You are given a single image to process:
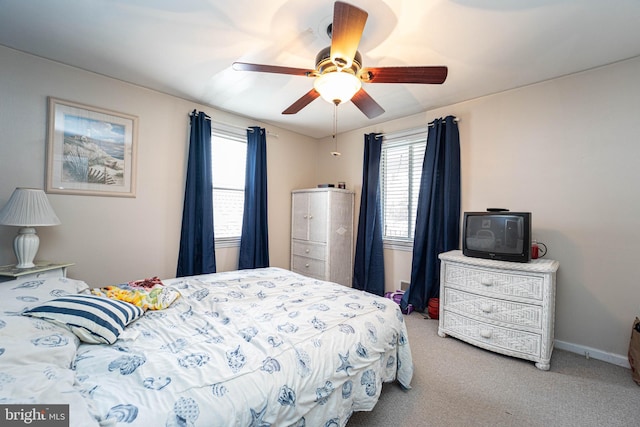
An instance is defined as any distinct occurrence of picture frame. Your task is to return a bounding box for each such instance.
[46,97,138,197]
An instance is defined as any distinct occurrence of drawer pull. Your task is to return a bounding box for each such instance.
[305,263,310,268]
[480,278,493,286]
[305,249,310,253]
[479,329,492,339]
[481,303,492,313]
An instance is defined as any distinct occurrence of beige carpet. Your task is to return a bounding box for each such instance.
[347,312,640,427]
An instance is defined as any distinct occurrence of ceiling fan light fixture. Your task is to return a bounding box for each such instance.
[313,71,361,105]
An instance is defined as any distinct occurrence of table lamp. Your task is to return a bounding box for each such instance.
[0,188,61,268]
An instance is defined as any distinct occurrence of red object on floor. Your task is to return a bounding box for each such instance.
[428,298,439,319]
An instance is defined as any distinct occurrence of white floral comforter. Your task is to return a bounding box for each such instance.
[0,268,413,426]
[0,277,101,427]
[75,268,413,426]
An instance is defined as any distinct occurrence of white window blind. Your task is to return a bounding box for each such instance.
[381,131,427,242]
[211,128,246,241]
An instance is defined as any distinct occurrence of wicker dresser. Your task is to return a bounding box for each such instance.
[438,250,559,370]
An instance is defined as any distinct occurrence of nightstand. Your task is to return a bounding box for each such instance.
[0,261,74,282]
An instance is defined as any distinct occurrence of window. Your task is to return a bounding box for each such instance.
[211,127,246,244]
[380,131,427,246]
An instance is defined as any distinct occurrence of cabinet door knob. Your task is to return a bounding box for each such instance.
[303,215,308,219]
[479,329,492,339]
[308,215,313,219]
[481,303,492,313]
[305,263,310,268]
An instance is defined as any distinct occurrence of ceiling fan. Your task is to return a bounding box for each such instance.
[232,1,448,119]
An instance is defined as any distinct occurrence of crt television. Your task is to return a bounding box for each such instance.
[462,211,532,263]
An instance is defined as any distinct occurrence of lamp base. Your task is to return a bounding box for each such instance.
[14,227,39,269]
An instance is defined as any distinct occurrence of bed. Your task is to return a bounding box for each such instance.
[0,267,413,426]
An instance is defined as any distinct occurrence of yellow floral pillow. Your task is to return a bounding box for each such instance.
[91,279,180,310]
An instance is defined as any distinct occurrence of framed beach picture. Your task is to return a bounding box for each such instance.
[46,97,138,197]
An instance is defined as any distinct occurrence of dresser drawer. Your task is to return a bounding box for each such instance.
[292,240,326,261]
[444,264,544,301]
[443,288,543,329]
[291,255,326,280]
[442,310,541,357]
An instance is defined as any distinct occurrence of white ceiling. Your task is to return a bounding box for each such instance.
[1,0,640,139]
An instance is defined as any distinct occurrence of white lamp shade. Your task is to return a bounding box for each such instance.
[313,72,362,105]
[0,188,60,269]
[0,188,61,226]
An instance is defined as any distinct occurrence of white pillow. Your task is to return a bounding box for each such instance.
[2,277,90,314]
[22,294,144,344]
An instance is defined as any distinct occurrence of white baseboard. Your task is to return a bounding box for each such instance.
[554,339,630,368]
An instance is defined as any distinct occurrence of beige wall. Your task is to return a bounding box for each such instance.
[318,56,640,362]
[0,45,317,286]
[447,58,640,362]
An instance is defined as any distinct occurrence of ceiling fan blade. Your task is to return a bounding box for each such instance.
[330,1,368,68]
[361,66,448,84]
[282,89,321,115]
[232,62,313,77]
[351,88,385,119]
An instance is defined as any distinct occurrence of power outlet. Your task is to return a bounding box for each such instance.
[400,280,410,291]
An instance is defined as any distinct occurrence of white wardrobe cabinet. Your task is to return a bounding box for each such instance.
[290,188,354,287]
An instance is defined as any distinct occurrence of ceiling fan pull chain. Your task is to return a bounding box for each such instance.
[334,103,337,139]
[331,103,341,156]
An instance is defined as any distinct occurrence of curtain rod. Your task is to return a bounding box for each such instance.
[429,117,459,127]
[188,111,278,137]
[378,117,459,138]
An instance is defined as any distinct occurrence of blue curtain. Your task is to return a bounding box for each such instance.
[238,126,269,269]
[353,133,385,296]
[402,116,460,312]
[177,110,216,277]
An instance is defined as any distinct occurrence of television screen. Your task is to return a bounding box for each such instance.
[463,212,531,262]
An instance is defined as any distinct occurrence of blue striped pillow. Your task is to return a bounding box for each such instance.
[22,294,144,344]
